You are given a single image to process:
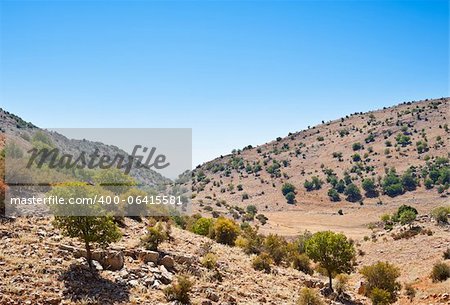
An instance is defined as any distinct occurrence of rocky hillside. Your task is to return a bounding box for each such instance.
[190,98,449,236]
[0,107,171,187]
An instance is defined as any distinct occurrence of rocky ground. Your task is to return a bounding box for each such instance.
[1,215,449,305]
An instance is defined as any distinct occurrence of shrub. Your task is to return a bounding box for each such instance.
[252,252,272,273]
[264,234,287,265]
[352,153,361,162]
[142,222,169,251]
[382,169,403,197]
[344,183,362,202]
[163,275,193,304]
[210,217,240,245]
[201,253,217,270]
[370,288,391,305]
[285,192,296,204]
[296,287,323,305]
[305,231,355,290]
[431,206,450,224]
[246,205,257,215]
[399,210,416,226]
[352,142,362,151]
[291,253,313,275]
[282,183,296,196]
[362,178,378,197]
[396,134,411,147]
[430,262,450,282]
[360,262,401,303]
[401,171,417,191]
[237,225,264,255]
[192,217,214,236]
[327,188,340,202]
[424,178,433,189]
[256,214,268,225]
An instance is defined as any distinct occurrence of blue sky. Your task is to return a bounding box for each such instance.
[0,0,448,167]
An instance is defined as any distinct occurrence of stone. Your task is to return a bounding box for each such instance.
[160,255,175,269]
[92,260,103,271]
[139,250,159,264]
[159,265,173,284]
[201,300,213,305]
[128,279,139,287]
[151,279,162,290]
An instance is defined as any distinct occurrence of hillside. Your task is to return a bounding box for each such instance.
[191,98,449,238]
[0,99,449,305]
[0,107,171,189]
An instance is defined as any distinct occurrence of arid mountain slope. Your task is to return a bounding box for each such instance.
[191,98,449,237]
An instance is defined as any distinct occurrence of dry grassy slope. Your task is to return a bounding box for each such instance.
[192,98,449,238]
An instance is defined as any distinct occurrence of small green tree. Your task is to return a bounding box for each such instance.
[344,183,362,202]
[210,217,240,245]
[362,178,378,197]
[305,231,355,290]
[51,183,122,270]
[282,183,296,196]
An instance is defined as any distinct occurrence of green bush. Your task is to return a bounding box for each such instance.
[352,142,362,151]
[192,217,214,236]
[431,206,450,224]
[285,192,296,204]
[360,262,401,303]
[296,287,323,305]
[163,275,193,304]
[370,288,391,305]
[401,171,417,191]
[344,183,362,202]
[264,234,287,265]
[210,217,240,245]
[142,222,168,251]
[362,178,378,197]
[327,188,340,202]
[252,252,273,273]
[291,253,313,275]
[201,253,218,270]
[282,183,296,196]
[430,262,450,282]
[382,169,403,197]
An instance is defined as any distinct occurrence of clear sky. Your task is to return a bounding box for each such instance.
[0,0,448,167]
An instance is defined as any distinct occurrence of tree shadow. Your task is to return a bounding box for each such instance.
[59,264,130,305]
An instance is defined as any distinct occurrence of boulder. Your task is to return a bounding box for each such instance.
[160,255,175,269]
[159,265,173,284]
[139,250,159,264]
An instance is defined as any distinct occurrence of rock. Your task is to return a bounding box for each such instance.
[139,250,159,264]
[46,297,61,305]
[128,279,139,287]
[151,279,162,290]
[201,300,213,305]
[92,260,103,271]
[174,254,198,265]
[160,255,175,269]
[95,251,124,271]
[118,269,129,279]
[206,289,219,302]
[143,276,155,287]
[159,265,173,284]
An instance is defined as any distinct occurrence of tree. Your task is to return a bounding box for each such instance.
[192,217,214,236]
[282,183,296,196]
[285,192,296,204]
[344,183,362,202]
[305,231,355,290]
[401,171,417,191]
[93,168,136,195]
[362,178,378,197]
[51,183,122,270]
[360,261,401,304]
[352,142,362,151]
